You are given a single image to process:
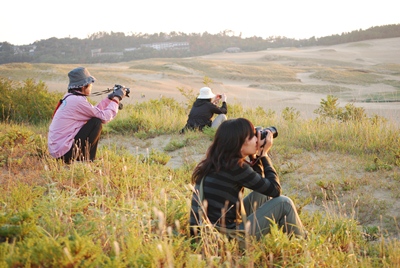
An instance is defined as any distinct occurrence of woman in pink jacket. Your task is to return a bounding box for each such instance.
[48,67,127,164]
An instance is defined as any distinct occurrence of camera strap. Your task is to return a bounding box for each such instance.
[246,139,267,166]
[91,88,112,96]
[51,91,86,118]
[246,157,260,167]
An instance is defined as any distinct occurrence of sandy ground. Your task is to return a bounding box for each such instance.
[90,37,399,125]
[203,38,400,123]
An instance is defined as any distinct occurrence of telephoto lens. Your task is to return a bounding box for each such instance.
[265,126,278,138]
[255,126,278,139]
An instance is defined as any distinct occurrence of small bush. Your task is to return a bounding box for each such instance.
[282,107,300,122]
[0,78,62,124]
[139,148,171,165]
[0,124,46,167]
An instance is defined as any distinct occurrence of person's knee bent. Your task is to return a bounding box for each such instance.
[219,114,227,122]
[89,117,102,127]
[211,114,227,128]
[274,195,296,209]
[89,117,102,133]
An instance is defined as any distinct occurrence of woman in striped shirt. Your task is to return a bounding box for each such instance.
[190,118,306,239]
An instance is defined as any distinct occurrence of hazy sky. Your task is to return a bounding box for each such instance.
[2,0,399,45]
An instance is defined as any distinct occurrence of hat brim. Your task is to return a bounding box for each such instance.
[198,93,216,99]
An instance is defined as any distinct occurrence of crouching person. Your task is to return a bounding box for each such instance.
[180,87,227,133]
[48,67,128,164]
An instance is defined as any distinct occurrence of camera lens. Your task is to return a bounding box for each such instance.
[256,126,278,139]
[265,126,278,138]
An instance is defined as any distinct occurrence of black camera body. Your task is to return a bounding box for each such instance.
[255,126,278,139]
[113,84,130,97]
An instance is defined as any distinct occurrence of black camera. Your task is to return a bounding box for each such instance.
[113,84,130,97]
[255,126,278,139]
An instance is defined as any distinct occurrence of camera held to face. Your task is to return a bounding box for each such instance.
[255,126,278,139]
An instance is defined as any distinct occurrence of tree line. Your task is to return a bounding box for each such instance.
[0,24,399,64]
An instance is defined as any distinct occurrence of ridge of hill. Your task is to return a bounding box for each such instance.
[1,24,399,65]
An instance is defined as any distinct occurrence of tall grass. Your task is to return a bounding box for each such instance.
[105,97,188,137]
[0,79,399,267]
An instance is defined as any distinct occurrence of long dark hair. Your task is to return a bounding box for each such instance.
[191,118,255,184]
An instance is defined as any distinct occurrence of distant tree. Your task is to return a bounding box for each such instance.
[1,24,399,64]
[0,42,13,52]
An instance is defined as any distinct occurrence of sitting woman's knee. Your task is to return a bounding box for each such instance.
[275,195,295,206]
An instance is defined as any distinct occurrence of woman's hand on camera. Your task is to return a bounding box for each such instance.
[257,130,273,157]
[221,93,227,102]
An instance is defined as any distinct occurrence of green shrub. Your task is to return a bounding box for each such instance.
[139,148,171,165]
[282,107,300,122]
[164,138,188,152]
[0,124,46,167]
[0,77,62,124]
[6,232,104,267]
[314,95,369,122]
[0,210,38,243]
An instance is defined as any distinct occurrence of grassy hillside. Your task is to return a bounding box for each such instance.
[0,39,399,266]
[0,76,399,266]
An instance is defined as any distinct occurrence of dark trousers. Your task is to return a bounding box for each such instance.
[61,118,102,164]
